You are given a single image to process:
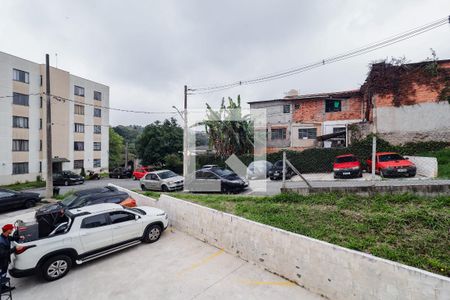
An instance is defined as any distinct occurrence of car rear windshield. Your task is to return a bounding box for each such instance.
[158,171,177,179]
[335,156,357,163]
[379,154,405,162]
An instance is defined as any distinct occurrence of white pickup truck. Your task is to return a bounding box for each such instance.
[10,203,169,281]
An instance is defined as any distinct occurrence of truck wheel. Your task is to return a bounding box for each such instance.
[141,185,147,191]
[41,255,72,281]
[142,224,162,243]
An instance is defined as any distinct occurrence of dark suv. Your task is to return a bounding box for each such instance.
[268,160,295,180]
[109,168,132,179]
[35,186,132,237]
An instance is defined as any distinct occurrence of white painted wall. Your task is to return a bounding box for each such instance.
[377,102,450,133]
[408,156,438,178]
[111,184,450,300]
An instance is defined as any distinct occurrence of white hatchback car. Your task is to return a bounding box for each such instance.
[10,203,169,281]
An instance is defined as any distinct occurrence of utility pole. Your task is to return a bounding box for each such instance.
[45,54,53,198]
[183,85,188,191]
[124,141,129,168]
[371,95,377,180]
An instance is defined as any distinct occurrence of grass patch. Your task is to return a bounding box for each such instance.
[1,180,46,191]
[145,191,450,277]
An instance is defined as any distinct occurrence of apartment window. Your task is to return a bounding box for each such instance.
[74,160,84,169]
[74,123,85,133]
[40,118,42,130]
[13,93,29,106]
[294,103,300,110]
[40,75,43,87]
[94,108,102,117]
[13,69,29,84]
[39,161,42,173]
[12,116,29,128]
[93,142,101,151]
[283,104,291,113]
[40,140,42,151]
[74,142,84,151]
[94,125,101,134]
[271,128,286,140]
[74,104,85,115]
[40,97,43,108]
[12,140,29,151]
[325,99,342,112]
[94,91,102,101]
[74,85,85,97]
[298,128,317,139]
[93,159,101,168]
[13,162,28,175]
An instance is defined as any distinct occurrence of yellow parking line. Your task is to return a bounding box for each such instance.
[240,280,296,287]
[177,249,224,276]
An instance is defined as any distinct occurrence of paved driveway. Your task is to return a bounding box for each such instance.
[10,228,320,300]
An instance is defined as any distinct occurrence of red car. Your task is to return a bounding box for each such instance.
[366,152,416,177]
[132,166,150,180]
[333,154,362,179]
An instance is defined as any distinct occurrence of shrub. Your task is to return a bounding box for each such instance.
[164,153,183,174]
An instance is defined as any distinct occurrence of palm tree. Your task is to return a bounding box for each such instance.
[204,96,254,157]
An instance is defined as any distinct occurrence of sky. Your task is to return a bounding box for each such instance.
[1,0,449,126]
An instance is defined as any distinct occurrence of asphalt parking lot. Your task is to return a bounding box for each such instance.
[5,225,320,300]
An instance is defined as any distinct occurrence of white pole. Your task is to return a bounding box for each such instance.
[371,95,377,180]
[282,151,286,189]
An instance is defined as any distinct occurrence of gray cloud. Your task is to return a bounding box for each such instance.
[1,0,449,125]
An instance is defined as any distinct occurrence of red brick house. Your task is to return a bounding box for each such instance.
[249,58,450,152]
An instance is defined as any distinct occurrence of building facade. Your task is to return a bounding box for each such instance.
[0,51,109,185]
[249,59,450,153]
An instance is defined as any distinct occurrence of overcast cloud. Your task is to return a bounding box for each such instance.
[1,0,449,125]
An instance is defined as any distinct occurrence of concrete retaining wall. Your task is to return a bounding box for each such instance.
[408,156,438,178]
[111,184,450,300]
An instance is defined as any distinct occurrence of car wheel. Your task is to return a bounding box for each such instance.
[161,185,169,192]
[24,200,35,209]
[64,180,69,186]
[141,185,147,191]
[41,255,72,281]
[142,224,162,243]
[380,169,386,178]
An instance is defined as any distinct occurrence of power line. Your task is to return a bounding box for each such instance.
[190,15,450,94]
[50,93,177,115]
[0,92,177,115]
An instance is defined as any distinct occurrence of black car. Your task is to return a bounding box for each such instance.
[192,167,248,193]
[0,189,42,211]
[53,171,84,186]
[35,186,131,237]
[269,160,295,180]
[109,167,132,179]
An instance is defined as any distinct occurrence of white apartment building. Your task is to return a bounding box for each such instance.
[0,51,109,185]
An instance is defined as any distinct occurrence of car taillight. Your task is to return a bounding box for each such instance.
[16,245,36,255]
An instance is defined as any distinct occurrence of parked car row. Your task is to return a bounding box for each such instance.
[333,152,416,179]
[9,186,168,282]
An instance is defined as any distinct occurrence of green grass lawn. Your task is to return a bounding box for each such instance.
[143,191,449,277]
[1,180,46,191]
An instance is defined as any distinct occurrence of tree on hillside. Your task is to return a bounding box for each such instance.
[204,95,254,157]
[109,127,125,169]
[136,118,183,165]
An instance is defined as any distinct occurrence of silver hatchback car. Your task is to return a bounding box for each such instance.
[140,170,184,192]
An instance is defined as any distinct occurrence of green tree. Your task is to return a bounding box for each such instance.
[109,127,125,169]
[136,118,183,165]
[204,95,254,157]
